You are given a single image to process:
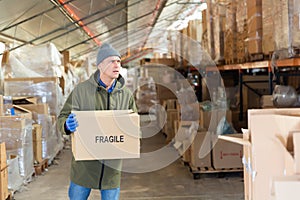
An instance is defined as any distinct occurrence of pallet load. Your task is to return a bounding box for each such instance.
[0,116,34,184]
[272,0,300,58]
[246,0,263,61]
[236,0,248,63]
[262,0,275,58]
[206,0,226,65]
[224,0,237,64]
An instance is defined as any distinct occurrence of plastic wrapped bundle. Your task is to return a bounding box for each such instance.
[0,117,34,182]
[8,43,63,78]
[35,114,63,161]
[272,85,298,107]
[7,155,23,191]
[4,80,63,117]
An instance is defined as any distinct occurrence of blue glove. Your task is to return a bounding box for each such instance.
[65,113,78,132]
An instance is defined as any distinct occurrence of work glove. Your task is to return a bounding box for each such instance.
[65,113,78,133]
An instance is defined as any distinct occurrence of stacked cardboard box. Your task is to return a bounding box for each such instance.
[173,100,243,171]
[236,0,247,63]
[206,0,226,64]
[273,0,300,58]
[224,0,237,64]
[262,0,275,56]
[220,108,300,200]
[246,0,262,55]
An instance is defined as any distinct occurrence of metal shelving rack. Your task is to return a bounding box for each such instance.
[205,58,300,121]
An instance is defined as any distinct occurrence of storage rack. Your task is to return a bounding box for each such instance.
[204,58,300,121]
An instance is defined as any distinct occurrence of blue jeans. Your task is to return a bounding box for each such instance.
[68,181,120,200]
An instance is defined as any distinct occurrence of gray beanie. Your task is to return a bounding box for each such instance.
[96,43,121,66]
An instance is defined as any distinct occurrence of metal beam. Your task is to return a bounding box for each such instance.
[0,0,76,33]
[63,10,154,52]
[37,0,145,45]
[5,0,129,53]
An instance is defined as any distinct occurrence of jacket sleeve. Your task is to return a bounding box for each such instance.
[57,90,76,135]
[128,93,138,113]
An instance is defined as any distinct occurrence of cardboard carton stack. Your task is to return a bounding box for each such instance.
[220,108,300,199]
[236,1,248,63]
[224,0,237,64]
[173,98,243,173]
[262,0,275,56]
[246,0,262,56]
[206,0,226,64]
[273,0,300,58]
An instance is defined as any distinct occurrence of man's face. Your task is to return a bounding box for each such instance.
[98,56,121,80]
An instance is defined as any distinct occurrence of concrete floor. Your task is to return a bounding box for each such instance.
[13,116,244,200]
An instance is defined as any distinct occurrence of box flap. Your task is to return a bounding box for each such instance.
[218,135,251,146]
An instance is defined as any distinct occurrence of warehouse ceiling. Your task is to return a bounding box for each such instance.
[0,0,204,64]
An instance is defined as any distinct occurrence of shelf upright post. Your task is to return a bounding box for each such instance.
[239,69,243,121]
[268,61,274,94]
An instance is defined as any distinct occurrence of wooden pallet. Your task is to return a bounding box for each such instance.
[34,159,49,175]
[189,164,243,180]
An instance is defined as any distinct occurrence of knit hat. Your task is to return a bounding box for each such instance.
[96,43,121,66]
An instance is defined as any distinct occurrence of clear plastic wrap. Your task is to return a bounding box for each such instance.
[273,0,300,57]
[0,117,34,182]
[135,77,158,113]
[7,155,23,191]
[35,114,63,162]
[7,43,63,78]
[4,80,63,117]
[272,85,298,107]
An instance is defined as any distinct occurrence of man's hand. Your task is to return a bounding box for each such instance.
[65,113,78,132]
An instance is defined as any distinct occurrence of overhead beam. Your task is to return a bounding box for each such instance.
[62,7,155,52]
[5,0,129,53]
[37,0,145,46]
[0,0,76,33]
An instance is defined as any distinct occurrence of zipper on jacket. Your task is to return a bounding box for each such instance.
[99,92,110,189]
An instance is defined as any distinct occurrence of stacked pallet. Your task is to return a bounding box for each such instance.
[162,96,243,179]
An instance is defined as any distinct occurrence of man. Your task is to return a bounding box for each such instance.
[57,43,137,200]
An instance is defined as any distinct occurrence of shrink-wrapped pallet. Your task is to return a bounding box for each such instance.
[273,0,300,58]
[0,117,34,182]
[206,0,226,64]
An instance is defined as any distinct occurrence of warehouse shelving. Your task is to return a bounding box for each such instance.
[204,58,300,121]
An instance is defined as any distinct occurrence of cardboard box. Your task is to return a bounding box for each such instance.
[32,124,43,163]
[12,105,32,119]
[190,131,211,168]
[71,110,140,160]
[199,109,232,131]
[212,133,243,169]
[19,103,49,115]
[272,176,300,200]
[220,108,300,200]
